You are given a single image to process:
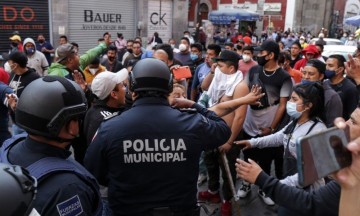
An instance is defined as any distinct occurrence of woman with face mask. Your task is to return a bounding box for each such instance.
[235,83,327,215]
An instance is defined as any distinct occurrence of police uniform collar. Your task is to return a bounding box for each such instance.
[26,136,72,159]
[132,97,169,107]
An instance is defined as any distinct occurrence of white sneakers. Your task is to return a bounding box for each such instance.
[237,181,251,198]
[258,190,275,206]
[237,181,275,206]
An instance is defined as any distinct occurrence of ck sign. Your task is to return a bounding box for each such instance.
[150,0,167,26]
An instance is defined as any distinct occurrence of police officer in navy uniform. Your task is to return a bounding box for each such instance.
[0,76,102,215]
[84,58,231,216]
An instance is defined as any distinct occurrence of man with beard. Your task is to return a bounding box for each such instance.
[101,45,124,72]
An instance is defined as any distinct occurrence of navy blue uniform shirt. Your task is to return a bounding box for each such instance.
[7,137,100,216]
[85,97,231,216]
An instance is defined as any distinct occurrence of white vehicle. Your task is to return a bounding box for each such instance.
[322,45,357,60]
[309,38,344,45]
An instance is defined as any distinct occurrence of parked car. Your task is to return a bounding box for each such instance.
[322,45,357,60]
[309,38,344,45]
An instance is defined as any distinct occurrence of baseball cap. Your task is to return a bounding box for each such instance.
[56,44,78,63]
[259,40,280,55]
[9,35,21,41]
[214,50,240,65]
[91,69,128,100]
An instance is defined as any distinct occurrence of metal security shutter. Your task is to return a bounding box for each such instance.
[68,0,136,54]
[0,0,50,54]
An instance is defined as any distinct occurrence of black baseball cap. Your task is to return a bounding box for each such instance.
[259,40,280,55]
[214,50,240,65]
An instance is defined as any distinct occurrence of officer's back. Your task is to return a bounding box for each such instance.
[0,76,101,215]
[85,58,231,216]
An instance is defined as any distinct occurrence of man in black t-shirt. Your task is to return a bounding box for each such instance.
[324,54,359,120]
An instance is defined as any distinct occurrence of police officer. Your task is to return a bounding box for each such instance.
[84,58,231,216]
[0,76,102,215]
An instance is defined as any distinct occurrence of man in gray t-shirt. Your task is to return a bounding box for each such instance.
[238,40,293,206]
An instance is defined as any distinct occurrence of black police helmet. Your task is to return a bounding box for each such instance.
[0,163,37,216]
[15,76,87,138]
[129,58,173,93]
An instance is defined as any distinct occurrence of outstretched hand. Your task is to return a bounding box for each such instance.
[243,85,265,106]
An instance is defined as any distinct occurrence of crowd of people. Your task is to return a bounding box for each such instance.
[1,26,360,216]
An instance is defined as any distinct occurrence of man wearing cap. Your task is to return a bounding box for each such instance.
[84,58,231,216]
[198,50,249,215]
[9,35,23,53]
[299,36,308,49]
[301,59,343,127]
[83,69,128,145]
[238,40,293,206]
[23,37,49,77]
[294,44,320,70]
[48,34,111,78]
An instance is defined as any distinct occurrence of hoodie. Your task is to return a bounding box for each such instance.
[294,45,320,70]
[23,38,49,76]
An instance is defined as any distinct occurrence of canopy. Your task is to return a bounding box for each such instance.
[208,9,260,25]
[345,15,360,27]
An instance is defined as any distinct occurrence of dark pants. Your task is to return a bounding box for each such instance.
[204,145,241,201]
[241,130,284,179]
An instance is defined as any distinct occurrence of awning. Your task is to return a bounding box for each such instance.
[208,9,260,25]
[345,15,360,27]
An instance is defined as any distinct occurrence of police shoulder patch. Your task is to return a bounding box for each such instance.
[56,195,83,216]
[102,111,119,121]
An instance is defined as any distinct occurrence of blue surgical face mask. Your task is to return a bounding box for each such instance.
[26,48,35,55]
[325,69,336,79]
[286,101,304,119]
[190,53,198,61]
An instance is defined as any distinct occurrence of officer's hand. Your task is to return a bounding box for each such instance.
[5,93,18,111]
[218,143,232,153]
[170,98,195,108]
[233,140,251,150]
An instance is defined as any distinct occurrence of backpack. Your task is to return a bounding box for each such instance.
[0,135,102,215]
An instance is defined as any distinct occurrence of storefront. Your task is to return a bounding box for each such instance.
[67,0,136,54]
[0,0,50,54]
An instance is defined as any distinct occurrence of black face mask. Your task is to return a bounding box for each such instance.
[257,54,269,66]
[236,45,242,50]
[127,49,133,53]
[11,42,18,47]
[108,57,115,61]
[38,39,45,43]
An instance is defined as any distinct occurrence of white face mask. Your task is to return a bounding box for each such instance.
[242,54,251,62]
[170,44,175,49]
[89,68,98,75]
[179,44,187,52]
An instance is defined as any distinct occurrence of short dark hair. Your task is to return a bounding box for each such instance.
[9,51,28,68]
[156,44,174,60]
[292,41,301,49]
[190,43,202,52]
[127,39,134,44]
[278,51,291,64]
[207,44,221,56]
[133,41,142,47]
[70,42,78,48]
[60,35,68,42]
[180,37,190,45]
[103,32,110,37]
[107,45,117,53]
[90,57,100,65]
[220,60,238,71]
[242,46,254,54]
[328,54,346,68]
[224,42,234,48]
